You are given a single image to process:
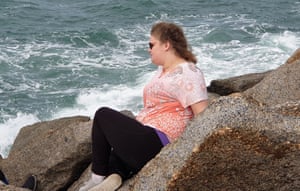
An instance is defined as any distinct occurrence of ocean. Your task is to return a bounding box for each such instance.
[0,0,299,157]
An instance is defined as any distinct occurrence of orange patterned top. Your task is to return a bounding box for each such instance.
[136,62,208,141]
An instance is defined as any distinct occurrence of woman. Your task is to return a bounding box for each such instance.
[79,22,208,191]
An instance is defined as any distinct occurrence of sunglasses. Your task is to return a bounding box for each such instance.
[149,42,154,49]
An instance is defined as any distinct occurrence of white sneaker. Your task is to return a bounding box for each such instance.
[88,174,122,191]
[79,174,105,191]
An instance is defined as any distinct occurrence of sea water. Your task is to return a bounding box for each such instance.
[0,0,299,157]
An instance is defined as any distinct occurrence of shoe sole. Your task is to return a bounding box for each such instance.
[88,174,122,191]
[22,175,37,191]
[0,170,9,185]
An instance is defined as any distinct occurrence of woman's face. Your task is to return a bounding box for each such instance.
[148,35,167,66]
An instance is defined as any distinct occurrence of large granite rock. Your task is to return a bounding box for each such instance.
[118,95,300,190]
[1,116,92,191]
[207,70,271,96]
[1,49,299,191]
[244,48,300,106]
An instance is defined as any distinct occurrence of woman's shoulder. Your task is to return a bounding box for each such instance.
[166,62,202,79]
[181,62,202,74]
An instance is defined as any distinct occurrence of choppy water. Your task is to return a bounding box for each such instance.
[1,0,299,157]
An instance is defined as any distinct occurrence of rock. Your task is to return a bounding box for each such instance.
[0,110,135,191]
[207,71,271,96]
[119,95,300,191]
[245,48,300,106]
[286,48,300,64]
[0,184,29,191]
[1,116,92,191]
[207,92,220,102]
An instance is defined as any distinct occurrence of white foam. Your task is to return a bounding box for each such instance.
[261,31,300,51]
[194,30,300,85]
[0,112,40,158]
[51,71,154,120]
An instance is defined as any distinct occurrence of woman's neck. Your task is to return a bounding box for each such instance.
[162,57,186,73]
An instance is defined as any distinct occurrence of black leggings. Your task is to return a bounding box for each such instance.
[91,107,168,180]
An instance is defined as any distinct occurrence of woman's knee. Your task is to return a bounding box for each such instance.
[95,107,112,118]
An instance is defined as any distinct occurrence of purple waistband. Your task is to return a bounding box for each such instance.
[154,129,170,146]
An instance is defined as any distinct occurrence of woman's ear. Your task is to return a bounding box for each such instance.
[164,41,171,51]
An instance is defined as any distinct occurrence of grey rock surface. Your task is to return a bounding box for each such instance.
[1,116,92,191]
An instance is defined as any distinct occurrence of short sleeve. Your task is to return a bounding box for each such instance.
[173,63,208,108]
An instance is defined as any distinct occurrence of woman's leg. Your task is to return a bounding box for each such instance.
[108,151,133,180]
[91,107,164,177]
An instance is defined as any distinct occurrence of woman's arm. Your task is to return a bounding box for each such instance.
[191,100,209,116]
